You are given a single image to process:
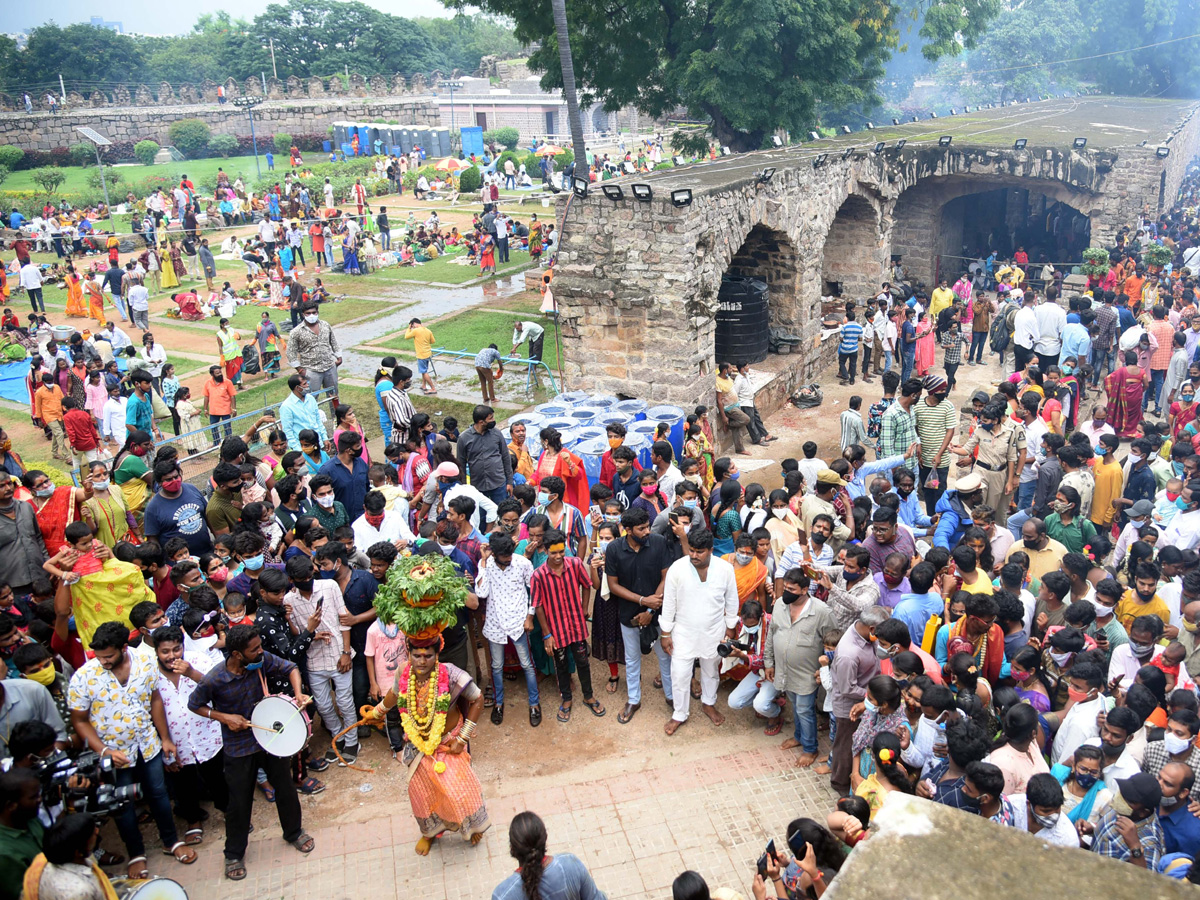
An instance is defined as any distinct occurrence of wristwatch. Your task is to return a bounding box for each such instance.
[1129,847,1144,860]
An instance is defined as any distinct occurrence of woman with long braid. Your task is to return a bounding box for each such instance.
[491,812,605,900]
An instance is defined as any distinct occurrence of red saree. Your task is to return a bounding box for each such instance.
[1105,365,1144,439]
[32,485,77,554]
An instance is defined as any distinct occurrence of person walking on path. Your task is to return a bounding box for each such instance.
[404,318,438,395]
[287,302,341,408]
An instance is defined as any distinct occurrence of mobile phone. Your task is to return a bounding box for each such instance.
[765,839,777,863]
[756,851,769,879]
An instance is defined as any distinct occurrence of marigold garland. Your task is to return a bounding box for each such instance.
[397,663,452,757]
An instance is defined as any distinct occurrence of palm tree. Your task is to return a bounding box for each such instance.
[551,0,587,180]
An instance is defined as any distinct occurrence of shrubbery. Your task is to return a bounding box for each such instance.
[207,134,239,158]
[273,133,293,155]
[0,147,24,170]
[483,126,520,150]
[168,119,212,157]
[69,143,94,167]
[457,165,482,193]
[133,140,160,166]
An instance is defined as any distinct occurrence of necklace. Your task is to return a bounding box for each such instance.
[397,664,452,757]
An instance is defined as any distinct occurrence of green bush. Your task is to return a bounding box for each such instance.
[483,126,520,150]
[69,143,94,167]
[457,165,482,194]
[168,119,212,157]
[86,167,121,191]
[273,133,293,155]
[0,147,23,170]
[133,140,160,166]
[521,151,542,174]
[207,134,238,158]
[1144,243,1173,268]
[0,166,8,188]
[653,160,675,170]
[496,151,521,174]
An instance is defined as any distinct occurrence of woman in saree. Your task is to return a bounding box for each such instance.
[267,258,285,307]
[532,427,589,515]
[723,533,767,606]
[160,242,180,291]
[62,264,86,317]
[914,312,936,376]
[82,274,108,327]
[169,240,187,284]
[1171,381,1199,439]
[111,430,155,525]
[683,417,714,491]
[1105,349,1150,439]
[53,359,72,398]
[26,356,47,427]
[342,233,361,276]
[216,318,242,387]
[20,469,89,554]
[66,359,88,410]
[81,459,137,547]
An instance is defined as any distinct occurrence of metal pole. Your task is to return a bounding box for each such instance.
[58,73,66,104]
[450,85,456,139]
[94,145,112,231]
[269,39,277,79]
[261,72,267,93]
[249,108,261,180]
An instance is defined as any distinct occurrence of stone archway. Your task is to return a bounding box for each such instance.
[724,224,802,329]
[822,193,885,300]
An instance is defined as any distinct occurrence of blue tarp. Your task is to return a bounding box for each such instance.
[0,361,29,404]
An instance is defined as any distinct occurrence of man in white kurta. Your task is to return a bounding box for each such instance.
[660,530,740,735]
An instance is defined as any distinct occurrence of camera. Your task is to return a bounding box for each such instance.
[31,749,141,815]
[717,638,754,658]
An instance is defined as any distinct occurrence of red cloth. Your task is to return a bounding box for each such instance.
[62,409,98,451]
[534,449,590,517]
[598,448,641,490]
[50,630,85,671]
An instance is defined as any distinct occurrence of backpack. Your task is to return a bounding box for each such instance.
[989,312,1009,353]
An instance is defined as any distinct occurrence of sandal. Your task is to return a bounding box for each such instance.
[257,781,276,803]
[653,676,662,689]
[184,827,204,846]
[290,832,316,854]
[225,858,247,881]
[557,703,572,723]
[764,720,783,737]
[163,842,197,864]
[127,857,149,879]
[583,698,606,718]
[298,776,326,795]
[606,676,619,694]
[483,684,494,708]
[95,849,125,867]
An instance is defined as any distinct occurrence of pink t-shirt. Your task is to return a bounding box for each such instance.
[363,621,409,691]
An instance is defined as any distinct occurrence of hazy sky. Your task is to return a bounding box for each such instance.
[2,0,457,35]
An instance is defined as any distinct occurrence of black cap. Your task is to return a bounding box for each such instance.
[1117,772,1162,810]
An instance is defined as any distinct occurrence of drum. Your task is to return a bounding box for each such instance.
[251,694,312,757]
[111,876,189,900]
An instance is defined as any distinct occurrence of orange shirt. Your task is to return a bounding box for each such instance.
[202,377,237,416]
[1123,275,1145,305]
[1148,319,1176,370]
[34,385,64,423]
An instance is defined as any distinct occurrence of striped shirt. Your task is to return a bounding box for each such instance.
[912,399,958,468]
[530,556,594,645]
[940,330,963,365]
[838,322,863,354]
[879,401,918,472]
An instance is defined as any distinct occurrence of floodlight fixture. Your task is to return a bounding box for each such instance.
[631,183,653,200]
[841,125,852,135]
[895,139,906,150]
[938,136,952,147]
[809,131,820,141]
[911,116,919,122]
[1013,139,1027,150]
[1073,137,1088,149]
[670,189,693,207]
[813,153,828,168]
[601,184,624,201]
[842,147,855,160]
[757,167,776,183]
[930,112,938,119]
[865,122,874,130]
[572,177,590,198]
[874,142,886,154]
[772,135,783,147]
[892,117,900,126]
[1158,146,1171,158]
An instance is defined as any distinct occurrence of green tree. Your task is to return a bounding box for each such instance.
[207,134,239,158]
[0,147,24,171]
[134,141,161,166]
[274,133,294,155]
[169,119,212,156]
[69,143,94,168]
[452,0,1002,151]
[30,168,66,199]
[482,127,520,149]
[1076,0,1200,97]
[13,24,148,90]
[0,165,9,189]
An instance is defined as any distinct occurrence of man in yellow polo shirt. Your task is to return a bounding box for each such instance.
[404,317,437,395]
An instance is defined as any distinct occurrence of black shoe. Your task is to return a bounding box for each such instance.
[339,745,358,766]
[357,725,372,740]
[491,704,504,725]
[324,743,342,763]
[530,705,542,727]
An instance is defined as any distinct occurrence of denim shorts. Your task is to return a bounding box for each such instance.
[417,357,431,374]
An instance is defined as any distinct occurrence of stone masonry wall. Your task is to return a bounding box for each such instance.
[0,97,439,152]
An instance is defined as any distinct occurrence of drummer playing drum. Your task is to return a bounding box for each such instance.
[187,625,316,882]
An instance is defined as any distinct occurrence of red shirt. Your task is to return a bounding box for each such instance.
[62,408,99,451]
[599,449,642,491]
[530,556,594,645]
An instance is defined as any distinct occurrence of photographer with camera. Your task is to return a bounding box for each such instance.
[0,674,68,760]
[67,621,196,879]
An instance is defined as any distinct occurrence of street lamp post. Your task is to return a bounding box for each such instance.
[75,126,113,232]
[440,81,463,153]
[232,95,266,180]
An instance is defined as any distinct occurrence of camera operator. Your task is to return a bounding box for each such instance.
[66,621,197,878]
[0,768,44,900]
[22,812,123,900]
[0,674,68,759]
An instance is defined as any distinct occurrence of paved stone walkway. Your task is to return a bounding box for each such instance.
[168,744,836,900]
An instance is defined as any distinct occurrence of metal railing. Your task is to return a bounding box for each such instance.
[429,346,558,395]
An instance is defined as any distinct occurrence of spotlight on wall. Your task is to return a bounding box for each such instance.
[720,146,730,156]
[1158,146,1171,158]
[757,167,777,183]
[839,147,853,160]
[601,184,624,201]
[670,189,693,207]
[841,125,852,135]
[865,122,874,130]
[874,141,886,154]
[892,117,900,126]
[809,131,820,142]
[1013,138,1028,150]
[772,135,783,147]
[813,153,828,168]
[938,136,952,147]
[1073,137,1088,149]
[964,105,971,113]
[950,108,957,115]
[895,139,906,150]
[911,116,919,122]
[572,177,590,198]
[631,183,653,201]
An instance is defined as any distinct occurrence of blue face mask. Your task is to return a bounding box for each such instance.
[729,471,741,481]
[242,554,264,571]
[244,659,263,671]
[682,499,698,510]
[1094,445,1107,457]
[1174,461,1186,477]
[1177,496,1191,510]
[537,490,550,505]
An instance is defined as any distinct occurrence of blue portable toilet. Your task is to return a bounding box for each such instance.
[398,128,412,153]
[646,405,687,459]
[615,399,647,421]
[576,437,609,486]
[355,125,370,154]
[460,126,484,158]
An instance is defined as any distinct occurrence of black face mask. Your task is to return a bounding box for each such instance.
[293,578,313,593]
[1135,587,1156,602]
[484,420,496,431]
[782,590,804,605]
[811,532,828,546]
[1101,740,1126,758]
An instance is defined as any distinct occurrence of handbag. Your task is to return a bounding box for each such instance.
[639,619,660,655]
[150,388,170,420]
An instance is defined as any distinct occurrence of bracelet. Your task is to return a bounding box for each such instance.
[340,650,351,655]
[459,719,477,741]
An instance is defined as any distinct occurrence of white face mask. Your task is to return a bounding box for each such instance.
[438,542,455,556]
[1164,732,1193,755]
[1049,650,1074,667]
[314,494,335,509]
[303,313,320,324]
[771,508,788,520]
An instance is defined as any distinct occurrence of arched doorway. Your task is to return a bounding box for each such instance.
[714,224,802,362]
[822,194,883,300]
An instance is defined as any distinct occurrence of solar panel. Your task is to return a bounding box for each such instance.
[75,126,111,146]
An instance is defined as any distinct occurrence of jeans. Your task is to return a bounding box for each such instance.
[969,330,987,363]
[208,414,231,445]
[350,653,371,724]
[1007,506,1034,541]
[489,634,540,708]
[482,483,509,511]
[883,349,893,373]
[838,351,858,381]
[26,287,44,313]
[901,349,915,383]
[309,668,358,748]
[620,623,672,706]
[224,750,302,860]
[1147,369,1166,410]
[723,406,752,453]
[113,749,178,857]
[918,463,949,514]
[497,236,510,263]
[379,230,390,251]
[292,244,306,265]
[945,362,959,392]
[506,175,516,190]
[727,670,779,716]
[861,346,872,377]
[1091,345,1115,385]
[384,706,405,752]
[830,715,856,793]
[168,751,228,823]
[790,690,819,753]
[551,640,595,702]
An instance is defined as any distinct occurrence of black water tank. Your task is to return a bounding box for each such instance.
[715,275,770,364]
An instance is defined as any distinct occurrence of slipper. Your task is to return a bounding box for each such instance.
[257,781,276,803]
[184,828,203,846]
[163,842,197,864]
[606,677,619,694]
[764,721,783,737]
[226,858,247,881]
[290,832,315,854]
[127,857,149,879]
[298,776,325,795]
[557,703,572,723]
[653,676,663,689]
[95,850,125,867]
[690,685,702,700]
[583,698,606,718]
[617,702,640,724]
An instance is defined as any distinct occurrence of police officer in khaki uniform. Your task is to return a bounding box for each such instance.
[948,401,1025,526]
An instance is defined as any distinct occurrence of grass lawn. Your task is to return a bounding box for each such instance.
[373,250,533,285]
[6,155,276,196]
[375,307,559,370]
[160,296,405,334]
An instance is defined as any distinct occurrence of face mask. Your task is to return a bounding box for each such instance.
[783,591,803,605]
[1067,686,1093,703]
[315,494,334,509]
[1023,537,1040,549]
[292,578,313,592]
[1049,650,1073,667]
[1012,669,1031,682]
[1111,792,1134,817]
[92,479,110,492]
[25,665,56,687]
[1094,445,1108,457]
[1185,396,1196,405]
[729,471,740,481]
[1032,811,1060,830]
[34,486,54,499]
[304,313,320,324]
[883,573,903,587]
[1051,500,1070,514]
[1128,452,1143,465]
[873,642,890,660]
[1174,462,1187,477]
[735,552,753,565]
[597,540,610,553]
[1101,739,1126,757]
[242,554,264,571]
[811,532,828,546]
[244,659,263,671]
[131,445,148,457]
[771,508,788,520]
[1073,772,1098,790]
[683,499,698,510]
[863,696,878,712]
[641,484,658,495]
[1185,619,1200,633]
[1177,496,1192,510]
[209,566,229,584]
[742,624,760,635]
[1130,640,1155,658]
[537,491,550,505]
[318,568,338,580]
[608,437,622,449]
[844,569,863,582]
[1164,732,1192,755]
[1062,365,1074,375]
[438,542,455,556]
[1161,793,1182,809]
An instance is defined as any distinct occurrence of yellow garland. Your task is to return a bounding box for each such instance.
[401,671,448,756]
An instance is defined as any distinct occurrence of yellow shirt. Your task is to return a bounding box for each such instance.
[958,573,994,595]
[929,287,955,319]
[1005,538,1068,588]
[1114,590,1172,632]
[1090,458,1123,528]
[404,325,434,360]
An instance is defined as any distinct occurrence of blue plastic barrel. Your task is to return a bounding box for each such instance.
[535,403,570,419]
[629,422,659,467]
[322,140,332,152]
[573,426,606,446]
[597,412,631,430]
[559,391,592,406]
[615,399,648,421]
[647,405,687,459]
[576,437,609,485]
[542,417,577,438]
[588,395,619,410]
[568,406,602,428]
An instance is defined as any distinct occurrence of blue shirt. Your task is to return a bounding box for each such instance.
[10,213,25,229]
[1123,464,1158,513]
[374,379,394,438]
[279,392,328,449]
[492,853,604,900]
[144,484,213,556]
[1060,322,1092,364]
[317,456,370,522]
[125,392,154,436]
[1117,306,1136,334]
[338,569,378,652]
[839,322,864,354]
[893,591,944,647]
[896,491,933,530]
[1160,803,1200,857]
[901,320,916,349]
